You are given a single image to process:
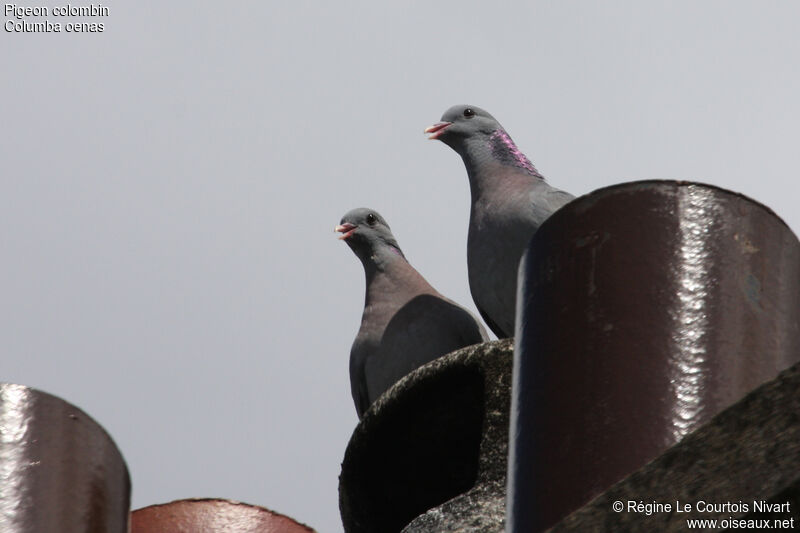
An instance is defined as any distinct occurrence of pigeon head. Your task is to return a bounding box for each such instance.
[426,104,542,178]
[335,208,405,265]
[425,105,500,147]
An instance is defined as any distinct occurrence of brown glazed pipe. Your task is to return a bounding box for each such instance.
[0,383,131,532]
[508,181,800,532]
[131,498,316,532]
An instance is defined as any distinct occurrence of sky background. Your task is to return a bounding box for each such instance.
[3,2,800,531]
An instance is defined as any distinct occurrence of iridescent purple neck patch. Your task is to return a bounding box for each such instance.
[389,244,405,258]
[489,129,542,177]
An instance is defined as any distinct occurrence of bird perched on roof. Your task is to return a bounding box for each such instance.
[425,105,574,339]
[336,207,488,418]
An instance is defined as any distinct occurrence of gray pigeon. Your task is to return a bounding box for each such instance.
[425,105,574,339]
[336,207,488,418]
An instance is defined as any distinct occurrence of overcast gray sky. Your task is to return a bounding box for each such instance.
[3,2,799,531]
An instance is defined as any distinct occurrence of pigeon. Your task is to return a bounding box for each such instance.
[336,207,488,418]
[425,105,574,339]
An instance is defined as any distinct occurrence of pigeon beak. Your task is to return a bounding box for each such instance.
[424,121,452,140]
[334,223,357,240]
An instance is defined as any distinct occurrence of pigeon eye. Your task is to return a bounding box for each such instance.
[366,213,377,225]
[463,108,475,118]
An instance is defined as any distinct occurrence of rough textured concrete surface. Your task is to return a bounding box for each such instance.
[339,339,512,533]
[547,360,800,532]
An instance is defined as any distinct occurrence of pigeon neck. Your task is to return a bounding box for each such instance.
[362,244,407,281]
[363,247,432,300]
[488,129,543,176]
[459,129,544,197]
